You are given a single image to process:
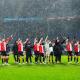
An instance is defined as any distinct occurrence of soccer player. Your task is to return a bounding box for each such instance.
[39,38,45,64]
[33,38,39,63]
[6,44,10,63]
[17,38,24,64]
[0,40,2,61]
[12,41,18,63]
[24,39,33,63]
[66,39,73,64]
[49,41,54,63]
[74,41,79,63]
[44,38,50,63]
[1,35,13,65]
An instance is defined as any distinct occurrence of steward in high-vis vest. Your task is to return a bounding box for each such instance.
[74,41,80,63]
[66,39,73,63]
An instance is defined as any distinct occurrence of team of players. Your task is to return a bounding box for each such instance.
[0,35,80,65]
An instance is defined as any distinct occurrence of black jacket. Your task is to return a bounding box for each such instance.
[12,43,18,54]
[25,43,33,54]
[53,42,63,56]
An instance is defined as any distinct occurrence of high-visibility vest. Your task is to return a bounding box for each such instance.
[66,42,72,51]
[74,43,79,52]
[1,41,6,51]
[17,41,23,52]
[39,45,44,53]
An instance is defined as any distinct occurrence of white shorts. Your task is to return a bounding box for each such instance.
[46,51,50,56]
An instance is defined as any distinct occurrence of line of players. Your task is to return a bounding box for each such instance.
[0,35,80,65]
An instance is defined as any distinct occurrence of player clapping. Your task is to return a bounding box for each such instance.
[17,38,24,64]
[74,41,80,64]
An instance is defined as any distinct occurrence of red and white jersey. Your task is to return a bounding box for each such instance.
[17,41,23,52]
[39,45,44,54]
[1,41,7,51]
[0,36,12,52]
[0,41,2,51]
[74,43,79,52]
[66,42,72,51]
[34,43,39,52]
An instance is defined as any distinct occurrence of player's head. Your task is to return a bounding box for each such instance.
[56,37,60,42]
[26,38,29,41]
[77,41,79,44]
[18,38,21,41]
[66,39,69,43]
[46,40,49,43]
[55,40,59,45]
[28,40,31,44]
[35,38,38,43]
[20,40,22,42]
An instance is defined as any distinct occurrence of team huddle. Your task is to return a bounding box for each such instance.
[0,35,80,65]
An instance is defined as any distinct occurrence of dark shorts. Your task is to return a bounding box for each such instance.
[1,51,9,56]
[18,52,24,57]
[26,52,32,57]
[67,51,72,56]
[50,52,54,55]
[74,52,79,56]
[13,51,18,55]
[34,51,39,56]
[14,53,18,55]
[39,53,44,57]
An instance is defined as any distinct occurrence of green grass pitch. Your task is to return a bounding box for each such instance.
[0,55,80,80]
